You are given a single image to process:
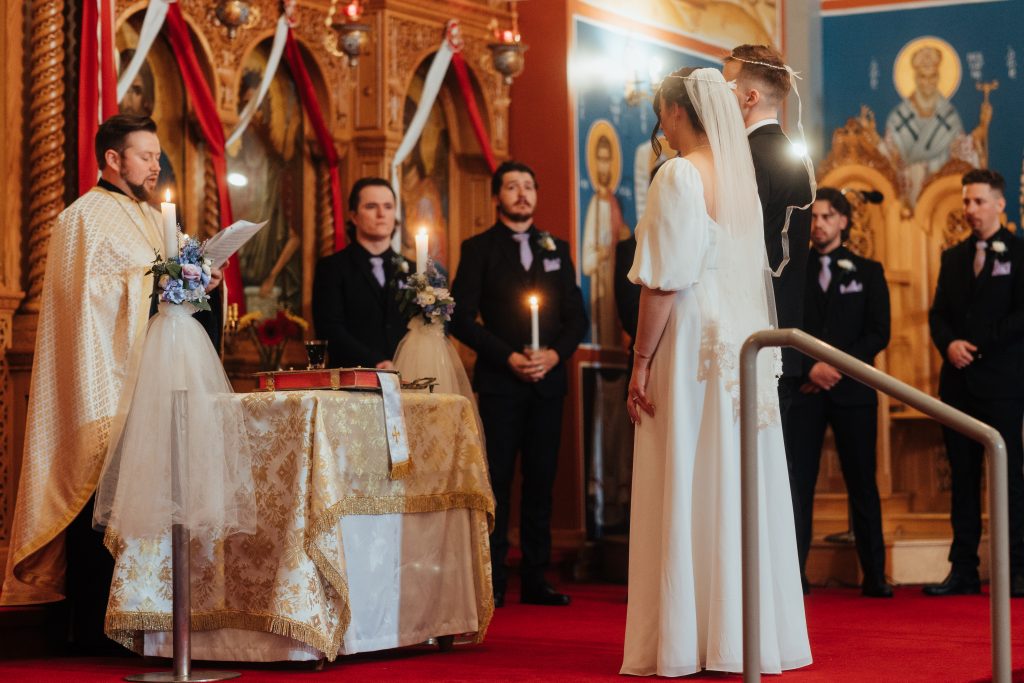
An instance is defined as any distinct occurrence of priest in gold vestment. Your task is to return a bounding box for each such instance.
[0,115,211,630]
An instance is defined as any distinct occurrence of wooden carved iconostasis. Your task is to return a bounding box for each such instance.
[0,0,511,568]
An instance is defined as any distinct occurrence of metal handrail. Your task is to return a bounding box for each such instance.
[739,328,1010,683]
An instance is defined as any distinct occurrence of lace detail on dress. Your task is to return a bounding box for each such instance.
[697,320,783,429]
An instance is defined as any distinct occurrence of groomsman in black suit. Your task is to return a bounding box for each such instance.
[312,177,407,368]
[926,169,1024,597]
[723,44,813,420]
[790,188,892,597]
[451,161,587,607]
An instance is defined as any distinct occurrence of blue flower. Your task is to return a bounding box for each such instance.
[162,279,186,304]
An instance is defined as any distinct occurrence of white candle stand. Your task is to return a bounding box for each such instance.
[125,390,240,682]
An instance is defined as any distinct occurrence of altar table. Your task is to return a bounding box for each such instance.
[104,390,495,662]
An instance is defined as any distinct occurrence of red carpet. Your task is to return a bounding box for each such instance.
[2,584,1023,681]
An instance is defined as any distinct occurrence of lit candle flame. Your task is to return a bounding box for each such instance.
[164,188,172,203]
[417,227,428,238]
[528,295,538,307]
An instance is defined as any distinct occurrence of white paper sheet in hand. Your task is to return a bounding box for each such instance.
[202,220,267,267]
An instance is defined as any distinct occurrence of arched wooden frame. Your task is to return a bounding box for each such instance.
[398,52,495,279]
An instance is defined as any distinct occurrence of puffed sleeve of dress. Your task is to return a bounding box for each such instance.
[627,157,709,292]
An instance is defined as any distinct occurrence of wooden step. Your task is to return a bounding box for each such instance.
[806,534,991,587]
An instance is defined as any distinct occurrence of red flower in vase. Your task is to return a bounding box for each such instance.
[256,317,287,346]
[274,309,301,339]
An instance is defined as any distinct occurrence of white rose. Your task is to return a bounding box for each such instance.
[991,240,1007,254]
[836,258,855,271]
[158,274,170,288]
[416,292,436,306]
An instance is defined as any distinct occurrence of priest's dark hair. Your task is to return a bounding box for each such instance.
[95,114,157,170]
[650,67,703,158]
[817,187,853,241]
[491,160,537,196]
[962,168,1005,197]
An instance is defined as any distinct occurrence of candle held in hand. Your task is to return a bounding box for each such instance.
[160,189,177,260]
[528,295,540,351]
[415,227,429,274]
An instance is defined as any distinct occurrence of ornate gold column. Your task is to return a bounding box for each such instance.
[23,0,66,314]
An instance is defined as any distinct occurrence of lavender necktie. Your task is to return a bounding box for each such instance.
[512,233,533,271]
[369,256,386,287]
[974,240,987,278]
[818,254,831,292]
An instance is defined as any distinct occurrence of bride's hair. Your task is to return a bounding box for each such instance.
[650,67,704,158]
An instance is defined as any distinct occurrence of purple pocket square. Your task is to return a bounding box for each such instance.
[839,280,863,294]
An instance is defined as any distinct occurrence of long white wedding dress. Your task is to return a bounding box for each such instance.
[620,157,811,676]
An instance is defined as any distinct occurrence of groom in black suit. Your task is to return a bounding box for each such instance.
[312,177,407,368]
[451,161,587,607]
[925,169,1024,597]
[789,188,892,597]
[723,45,813,418]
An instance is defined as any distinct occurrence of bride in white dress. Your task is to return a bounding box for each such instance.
[621,67,811,676]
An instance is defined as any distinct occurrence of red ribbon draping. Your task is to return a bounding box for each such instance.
[78,0,119,196]
[451,52,498,174]
[283,30,346,253]
[163,3,244,311]
[99,0,118,117]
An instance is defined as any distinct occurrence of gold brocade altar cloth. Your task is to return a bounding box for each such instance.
[104,391,495,661]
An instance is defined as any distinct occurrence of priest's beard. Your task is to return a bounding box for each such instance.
[121,171,152,203]
[498,204,534,224]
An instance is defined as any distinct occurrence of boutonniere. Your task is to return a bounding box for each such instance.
[991,240,1007,255]
[536,231,557,252]
[391,253,410,274]
[836,258,856,272]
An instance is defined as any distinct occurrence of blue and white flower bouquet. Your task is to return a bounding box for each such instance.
[148,235,214,311]
[397,258,456,324]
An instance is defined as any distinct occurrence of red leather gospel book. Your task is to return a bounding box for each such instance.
[254,368,399,392]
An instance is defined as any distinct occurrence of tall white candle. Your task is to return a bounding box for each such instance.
[160,189,177,260]
[528,295,540,351]
[415,227,429,274]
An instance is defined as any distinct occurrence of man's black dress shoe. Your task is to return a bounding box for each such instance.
[801,575,810,596]
[494,590,505,608]
[922,571,981,596]
[521,581,571,606]
[1011,574,1024,598]
[862,580,894,598]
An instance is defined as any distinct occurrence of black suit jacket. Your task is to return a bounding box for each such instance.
[450,222,587,398]
[312,242,407,367]
[749,123,813,377]
[929,227,1024,401]
[801,246,890,406]
[613,236,640,343]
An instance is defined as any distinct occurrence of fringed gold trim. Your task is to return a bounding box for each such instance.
[106,609,342,660]
[388,458,413,480]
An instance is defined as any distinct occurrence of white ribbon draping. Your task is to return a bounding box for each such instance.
[390,34,456,244]
[115,0,171,102]
[226,15,290,148]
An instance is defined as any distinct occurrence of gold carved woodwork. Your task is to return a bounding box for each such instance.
[943,209,971,250]
[844,191,877,260]
[23,1,66,314]
[385,11,509,155]
[316,160,335,258]
[818,106,900,209]
[0,292,23,542]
